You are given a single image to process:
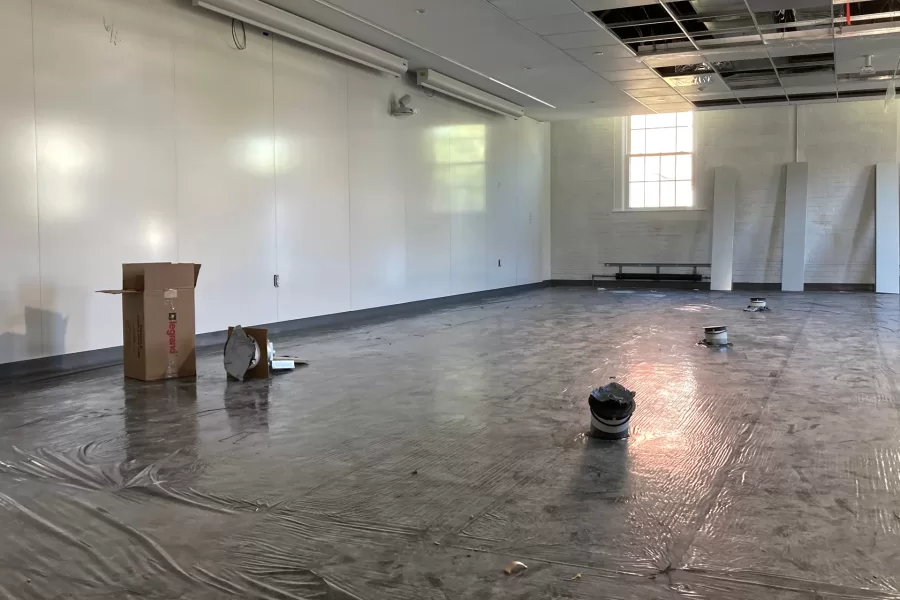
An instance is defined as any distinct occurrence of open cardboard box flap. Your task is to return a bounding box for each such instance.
[97,263,201,294]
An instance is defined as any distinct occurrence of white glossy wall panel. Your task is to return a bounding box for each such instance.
[0,0,551,365]
[172,11,278,333]
[875,163,900,294]
[517,118,546,284]
[486,119,519,289]
[404,98,453,301]
[273,39,352,320]
[0,0,41,363]
[541,123,552,281]
[449,112,489,295]
[33,0,178,355]
[348,72,407,310]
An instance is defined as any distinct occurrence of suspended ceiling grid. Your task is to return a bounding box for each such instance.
[489,0,900,113]
[251,0,900,118]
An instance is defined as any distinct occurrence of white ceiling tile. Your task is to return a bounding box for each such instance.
[565,44,635,61]
[765,40,833,59]
[601,68,661,82]
[627,87,682,99]
[494,62,633,106]
[682,91,734,101]
[617,78,672,90]
[585,56,647,71]
[640,95,688,104]
[543,29,620,49]
[517,12,599,36]
[488,0,581,20]
[641,52,707,69]
[527,97,648,120]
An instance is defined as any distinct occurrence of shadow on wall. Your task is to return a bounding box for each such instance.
[0,304,68,365]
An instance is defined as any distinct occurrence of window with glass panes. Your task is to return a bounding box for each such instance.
[628,112,693,208]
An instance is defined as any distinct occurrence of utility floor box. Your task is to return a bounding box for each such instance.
[99,263,201,381]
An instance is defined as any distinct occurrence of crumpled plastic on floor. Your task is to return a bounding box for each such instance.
[2,289,900,599]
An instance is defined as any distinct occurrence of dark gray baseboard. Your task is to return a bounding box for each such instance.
[550,279,711,290]
[732,282,783,291]
[735,282,875,292]
[803,283,875,292]
[0,281,549,383]
[553,280,876,293]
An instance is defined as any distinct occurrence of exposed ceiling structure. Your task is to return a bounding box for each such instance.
[592,0,900,108]
[252,0,900,119]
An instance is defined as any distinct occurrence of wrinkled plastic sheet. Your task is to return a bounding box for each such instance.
[1,289,900,599]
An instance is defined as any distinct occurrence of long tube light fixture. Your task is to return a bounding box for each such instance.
[416,70,525,118]
[193,0,408,77]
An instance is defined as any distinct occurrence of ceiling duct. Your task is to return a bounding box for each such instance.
[416,70,525,118]
[192,0,408,77]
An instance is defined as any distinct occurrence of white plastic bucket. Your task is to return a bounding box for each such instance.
[590,412,631,439]
[704,325,727,345]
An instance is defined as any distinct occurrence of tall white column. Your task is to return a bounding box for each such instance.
[781,163,808,292]
[710,167,737,291]
[875,163,900,294]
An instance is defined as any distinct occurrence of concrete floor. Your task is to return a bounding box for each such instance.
[1,288,899,599]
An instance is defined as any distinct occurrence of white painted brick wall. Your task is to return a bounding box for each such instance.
[551,118,709,280]
[552,100,899,284]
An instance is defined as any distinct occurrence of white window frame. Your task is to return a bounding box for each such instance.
[616,113,701,212]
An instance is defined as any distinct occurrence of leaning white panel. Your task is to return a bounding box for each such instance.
[710,167,737,291]
[781,163,809,292]
[875,163,900,294]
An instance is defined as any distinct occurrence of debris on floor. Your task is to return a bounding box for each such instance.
[223,325,259,381]
[504,561,528,575]
[743,297,771,312]
[588,382,636,440]
[224,325,307,381]
[698,325,732,347]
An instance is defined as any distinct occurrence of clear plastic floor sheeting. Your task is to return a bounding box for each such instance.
[1,288,899,599]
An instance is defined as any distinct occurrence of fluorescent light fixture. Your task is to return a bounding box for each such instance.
[417,70,525,118]
[193,0,408,77]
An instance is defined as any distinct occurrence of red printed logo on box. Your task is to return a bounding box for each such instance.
[167,313,177,354]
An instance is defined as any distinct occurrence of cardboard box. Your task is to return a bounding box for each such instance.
[99,263,201,381]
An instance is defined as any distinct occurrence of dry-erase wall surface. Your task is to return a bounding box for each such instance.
[552,101,897,285]
[0,0,550,365]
